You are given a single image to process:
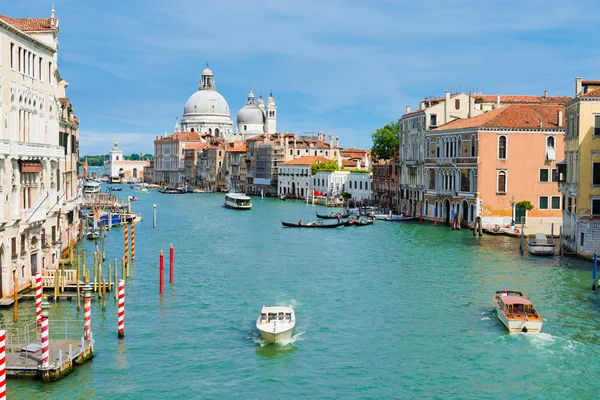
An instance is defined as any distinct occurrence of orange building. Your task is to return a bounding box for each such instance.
[425,104,565,230]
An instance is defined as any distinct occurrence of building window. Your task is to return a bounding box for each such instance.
[595,115,600,136]
[594,162,600,185]
[455,99,460,110]
[552,168,558,182]
[551,196,560,209]
[11,238,16,258]
[430,114,437,127]
[539,196,548,209]
[498,136,507,159]
[497,171,506,194]
[471,135,476,157]
[546,136,555,160]
[539,169,549,182]
[10,43,14,69]
[593,198,600,216]
[48,61,52,84]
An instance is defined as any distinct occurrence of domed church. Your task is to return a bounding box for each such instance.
[180,63,234,140]
[236,88,277,140]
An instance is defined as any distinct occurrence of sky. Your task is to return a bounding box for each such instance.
[5,1,600,155]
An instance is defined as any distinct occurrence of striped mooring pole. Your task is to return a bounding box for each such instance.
[124,223,129,262]
[0,329,6,400]
[35,272,42,326]
[41,297,50,368]
[118,279,125,338]
[83,283,92,340]
[159,250,164,293]
[131,222,135,261]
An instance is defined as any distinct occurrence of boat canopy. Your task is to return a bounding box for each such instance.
[500,296,532,305]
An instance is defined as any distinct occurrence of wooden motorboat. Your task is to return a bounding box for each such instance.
[158,187,186,194]
[224,193,252,209]
[279,194,286,201]
[256,305,295,344]
[493,290,543,333]
[385,214,415,222]
[128,196,139,201]
[528,233,555,256]
[86,230,100,240]
[344,218,374,226]
[316,211,351,219]
[281,220,345,228]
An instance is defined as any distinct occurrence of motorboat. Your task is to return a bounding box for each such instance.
[279,194,286,201]
[528,233,555,256]
[86,230,100,240]
[493,290,543,333]
[128,196,139,201]
[256,305,295,344]
[385,214,415,222]
[107,186,122,192]
[157,187,186,194]
[83,181,101,194]
[224,193,252,210]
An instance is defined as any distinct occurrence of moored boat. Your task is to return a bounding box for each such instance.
[83,181,101,194]
[256,305,295,344]
[385,214,415,221]
[107,186,122,192]
[493,290,543,333]
[316,211,351,219]
[224,193,252,210]
[281,220,345,228]
[128,196,139,201]
[343,218,374,226]
[528,233,555,256]
[86,230,100,240]
[158,187,186,194]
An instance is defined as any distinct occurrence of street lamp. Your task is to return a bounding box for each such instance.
[509,196,516,224]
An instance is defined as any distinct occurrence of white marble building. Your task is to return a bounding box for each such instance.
[103,141,148,182]
[312,171,372,201]
[0,8,80,298]
[181,64,234,141]
[236,88,277,139]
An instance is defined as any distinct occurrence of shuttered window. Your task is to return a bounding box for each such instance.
[594,162,600,185]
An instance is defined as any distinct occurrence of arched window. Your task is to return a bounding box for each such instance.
[546,136,556,160]
[215,128,219,137]
[497,171,506,193]
[425,200,429,216]
[498,136,507,159]
[436,138,440,158]
[455,99,460,110]
[209,128,212,135]
[471,135,477,157]
[457,137,462,157]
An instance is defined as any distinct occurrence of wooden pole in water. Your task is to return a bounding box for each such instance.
[122,256,125,281]
[93,253,98,292]
[159,250,164,293]
[114,259,118,301]
[54,270,58,303]
[551,223,554,238]
[69,239,74,266]
[77,272,81,311]
[0,329,6,399]
[124,223,129,264]
[83,282,92,340]
[153,204,156,229]
[559,226,563,256]
[98,262,103,298]
[169,244,174,284]
[131,222,135,261]
[107,261,112,294]
[117,279,125,338]
[83,251,86,272]
[40,298,50,368]
[520,227,525,255]
[13,270,18,323]
[35,273,42,326]
[102,279,107,309]
[61,257,65,292]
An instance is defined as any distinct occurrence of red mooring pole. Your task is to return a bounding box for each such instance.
[117,279,125,338]
[169,244,174,284]
[159,250,164,293]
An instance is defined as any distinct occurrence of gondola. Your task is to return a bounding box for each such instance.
[343,219,374,226]
[281,220,345,228]
[316,211,351,219]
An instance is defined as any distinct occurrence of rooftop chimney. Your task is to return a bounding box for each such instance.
[336,137,339,147]
[329,135,334,148]
[576,77,583,96]
[405,106,411,114]
[558,110,563,127]
[419,101,425,110]
[544,90,548,98]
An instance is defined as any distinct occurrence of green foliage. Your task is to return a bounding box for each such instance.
[345,169,371,174]
[80,153,153,166]
[371,120,399,162]
[516,200,534,211]
[311,160,340,174]
[340,192,351,200]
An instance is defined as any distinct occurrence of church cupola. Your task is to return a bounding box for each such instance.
[199,62,215,91]
[247,87,255,104]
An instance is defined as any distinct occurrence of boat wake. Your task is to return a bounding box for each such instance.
[251,330,306,347]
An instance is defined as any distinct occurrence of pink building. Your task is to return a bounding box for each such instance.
[425,104,565,229]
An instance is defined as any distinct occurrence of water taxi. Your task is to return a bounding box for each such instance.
[493,290,543,333]
[256,306,295,344]
[224,193,252,210]
[83,180,101,194]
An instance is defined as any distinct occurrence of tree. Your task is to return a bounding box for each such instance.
[516,200,534,211]
[371,120,399,162]
[311,160,339,175]
[127,153,141,161]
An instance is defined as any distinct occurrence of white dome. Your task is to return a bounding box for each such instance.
[237,103,264,125]
[183,90,230,116]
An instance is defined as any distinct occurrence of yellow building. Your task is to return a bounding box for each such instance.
[560,78,600,258]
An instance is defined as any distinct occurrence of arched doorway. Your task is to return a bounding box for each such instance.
[133,168,138,179]
[291,182,296,198]
[462,200,469,227]
[444,199,451,224]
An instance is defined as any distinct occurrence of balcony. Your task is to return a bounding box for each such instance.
[436,157,456,166]
[436,189,456,196]
[10,141,64,159]
[21,206,47,224]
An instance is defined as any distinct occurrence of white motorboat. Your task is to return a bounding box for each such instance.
[385,214,415,221]
[224,193,252,210]
[493,290,543,333]
[256,305,295,344]
[528,233,555,256]
[83,180,101,194]
[86,230,100,240]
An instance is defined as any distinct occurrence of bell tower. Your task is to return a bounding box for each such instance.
[266,90,277,133]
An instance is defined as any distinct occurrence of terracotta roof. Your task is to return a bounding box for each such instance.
[580,88,600,98]
[183,142,208,150]
[340,148,370,154]
[281,156,330,165]
[434,104,565,131]
[156,132,203,141]
[0,15,57,32]
[582,80,600,86]
[226,141,246,152]
[477,95,571,105]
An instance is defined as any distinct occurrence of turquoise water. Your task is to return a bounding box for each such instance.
[5,186,600,399]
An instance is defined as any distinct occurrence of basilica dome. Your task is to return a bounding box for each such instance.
[237,88,264,125]
[183,90,230,117]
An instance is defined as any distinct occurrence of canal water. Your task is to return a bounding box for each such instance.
[5,186,600,399]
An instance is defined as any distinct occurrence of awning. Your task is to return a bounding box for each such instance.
[20,161,43,173]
